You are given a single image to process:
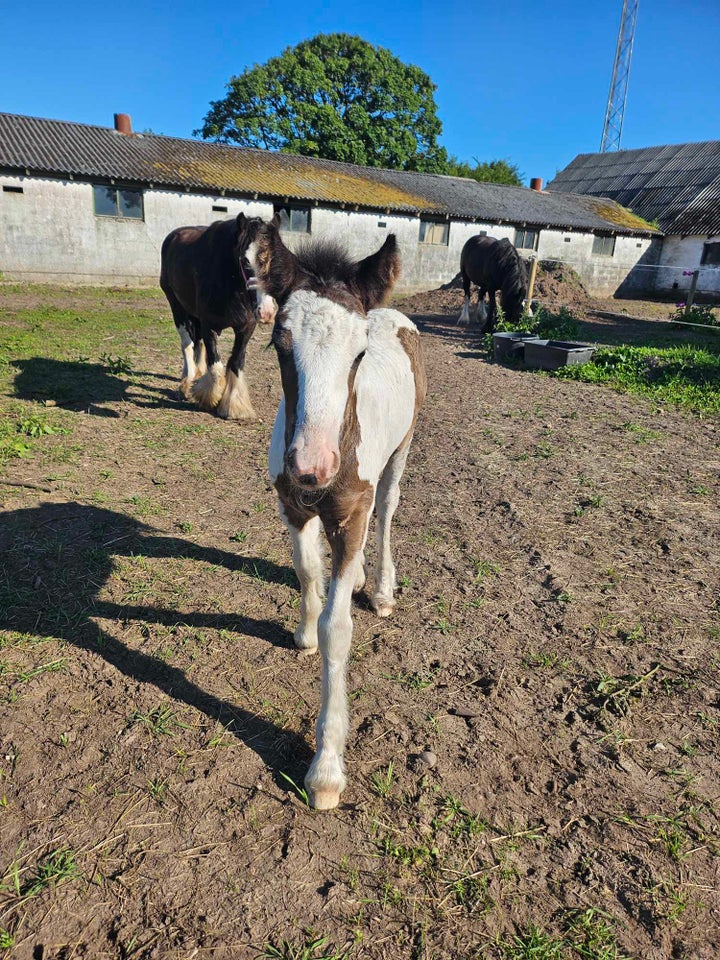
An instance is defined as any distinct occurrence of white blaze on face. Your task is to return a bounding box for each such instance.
[256,291,277,324]
[283,290,367,485]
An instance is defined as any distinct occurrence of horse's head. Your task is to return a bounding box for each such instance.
[247,219,400,489]
[235,213,278,323]
[500,244,529,324]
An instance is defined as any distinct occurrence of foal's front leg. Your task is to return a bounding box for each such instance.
[372,444,410,617]
[305,511,369,810]
[284,511,324,651]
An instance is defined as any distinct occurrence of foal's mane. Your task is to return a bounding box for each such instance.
[293,238,358,288]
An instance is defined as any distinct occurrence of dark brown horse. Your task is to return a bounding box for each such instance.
[457,235,528,332]
[160,213,276,419]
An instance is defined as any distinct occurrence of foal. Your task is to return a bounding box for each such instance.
[247,222,426,810]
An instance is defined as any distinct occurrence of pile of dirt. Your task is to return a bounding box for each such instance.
[533,259,594,312]
[394,283,465,317]
[395,260,594,318]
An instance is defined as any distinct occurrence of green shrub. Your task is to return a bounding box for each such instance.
[487,305,580,354]
[669,303,719,327]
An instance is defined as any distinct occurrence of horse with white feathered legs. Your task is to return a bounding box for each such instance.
[160,214,277,419]
[457,235,528,332]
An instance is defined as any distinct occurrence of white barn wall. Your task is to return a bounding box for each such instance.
[0,175,271,284]
[536,230,657,297]
[654,235,720,298]
[1,172,662,296]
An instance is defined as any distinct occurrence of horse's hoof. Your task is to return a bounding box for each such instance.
[178,378,194,400]
[216,398,256,420]
[371,593,396,618]
[308,788,340,811]
[294,626,318,652]
[191,367,226,410]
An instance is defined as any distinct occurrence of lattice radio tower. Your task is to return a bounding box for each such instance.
[600,0,639,151]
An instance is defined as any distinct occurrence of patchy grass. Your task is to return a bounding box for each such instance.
[487,302,720,416]
[555,344,720,415]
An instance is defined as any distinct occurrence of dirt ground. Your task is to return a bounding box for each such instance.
[1,280,719,959]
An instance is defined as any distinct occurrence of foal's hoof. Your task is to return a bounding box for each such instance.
[308,788,340,811]
[371,593,396,618]
[293,626,318,653]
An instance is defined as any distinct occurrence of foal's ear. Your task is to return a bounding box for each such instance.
[354,234,400,311]
[247,219,298,303]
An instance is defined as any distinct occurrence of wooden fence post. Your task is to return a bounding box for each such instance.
[685,270,700,314]
[526,257,539,308]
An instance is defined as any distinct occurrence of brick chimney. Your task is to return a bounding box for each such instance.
[114,113,132,135]
[530,177,543,192]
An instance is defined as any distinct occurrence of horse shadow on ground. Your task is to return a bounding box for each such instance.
[0,500,313,785]
[11,357,186,416]
[411,312,488,347]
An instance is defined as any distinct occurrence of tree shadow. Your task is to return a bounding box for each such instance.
[0,501,312,785]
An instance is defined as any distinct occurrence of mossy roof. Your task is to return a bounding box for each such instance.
[0,112,661,236]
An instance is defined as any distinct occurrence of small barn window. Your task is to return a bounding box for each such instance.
[378,220,387,229]
[564,237,572,243]
[2,184,24,194]
[701,243,720,266]
[419,220,449,245]
[274,204,311,233]
[93,185,144,220]
[592,235,616,257]
[212,204,228,213]
[514,228,539,251]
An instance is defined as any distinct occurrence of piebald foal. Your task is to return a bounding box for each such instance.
[247,222,426,810]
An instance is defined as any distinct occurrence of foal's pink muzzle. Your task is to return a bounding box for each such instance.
[287,444,340,488]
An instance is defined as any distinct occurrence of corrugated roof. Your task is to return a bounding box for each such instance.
[0,112,658,235]
[547,140,720,236]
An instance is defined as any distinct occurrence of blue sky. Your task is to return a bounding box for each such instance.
[2,0,718,184]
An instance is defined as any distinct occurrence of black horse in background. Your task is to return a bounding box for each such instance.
[457,235,528,333]
[160,213,277,419]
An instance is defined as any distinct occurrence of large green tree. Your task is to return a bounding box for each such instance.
[446,156,524,186]
[196,33,448,172]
